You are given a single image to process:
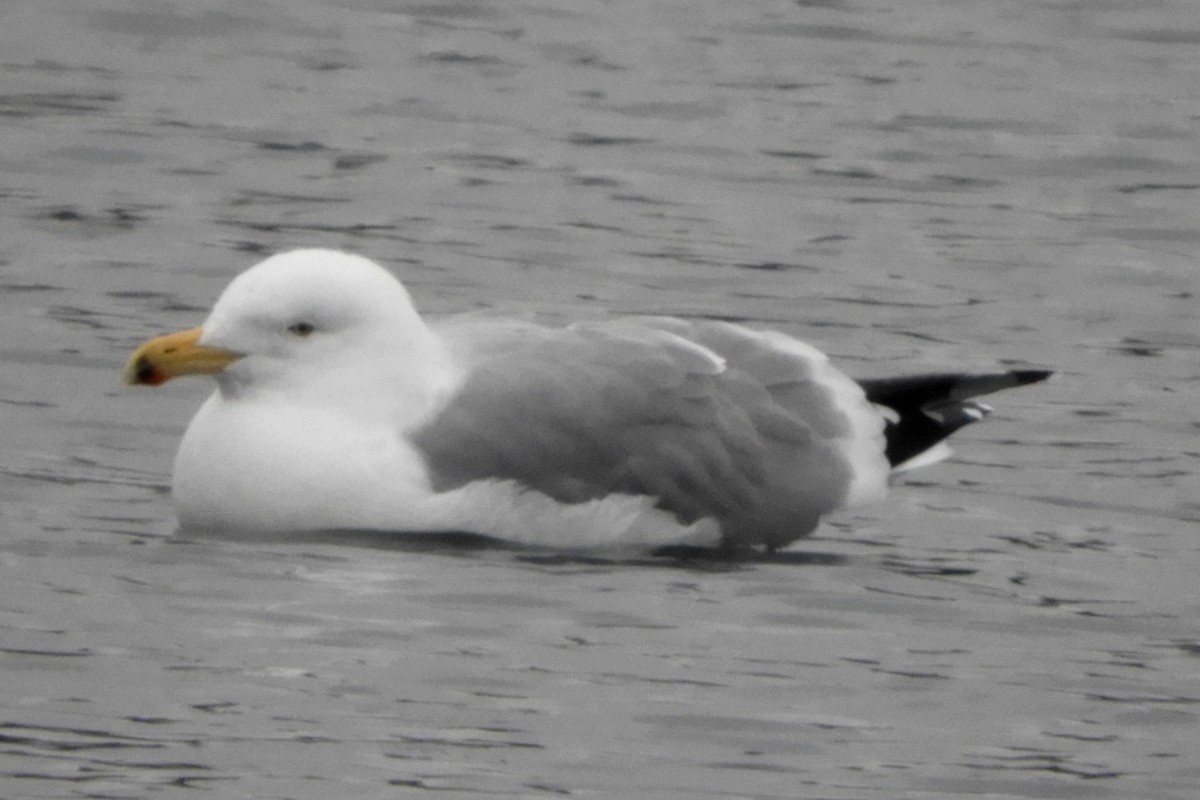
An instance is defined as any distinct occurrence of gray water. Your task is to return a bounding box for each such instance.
[2,1,1199,797]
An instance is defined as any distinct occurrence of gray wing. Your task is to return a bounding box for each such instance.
[413,316,885,546]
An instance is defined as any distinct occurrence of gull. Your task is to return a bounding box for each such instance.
[125,249,1051,552]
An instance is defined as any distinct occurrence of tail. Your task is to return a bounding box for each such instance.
[857,370,1052,471]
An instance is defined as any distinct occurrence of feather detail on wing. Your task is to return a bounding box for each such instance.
[415,316,889,549]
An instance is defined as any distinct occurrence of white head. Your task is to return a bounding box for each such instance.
[127,249,458,426]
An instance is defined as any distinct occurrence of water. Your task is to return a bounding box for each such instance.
[2,1,1199,797]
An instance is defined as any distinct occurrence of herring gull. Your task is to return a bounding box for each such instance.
[124,249,1051,552]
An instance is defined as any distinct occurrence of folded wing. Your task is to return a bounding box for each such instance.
[414,317,889,549]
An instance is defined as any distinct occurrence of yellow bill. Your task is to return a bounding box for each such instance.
[123,327,241,386]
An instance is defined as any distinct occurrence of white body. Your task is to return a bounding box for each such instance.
[165,250,890,550]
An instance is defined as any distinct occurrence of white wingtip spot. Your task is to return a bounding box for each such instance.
[891,441,954,473]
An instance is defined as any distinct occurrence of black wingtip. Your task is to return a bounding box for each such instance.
[859,368,1053,469]
[1010,369,1054,386]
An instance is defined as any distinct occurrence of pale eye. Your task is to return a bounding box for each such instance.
[287,321,316,337]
